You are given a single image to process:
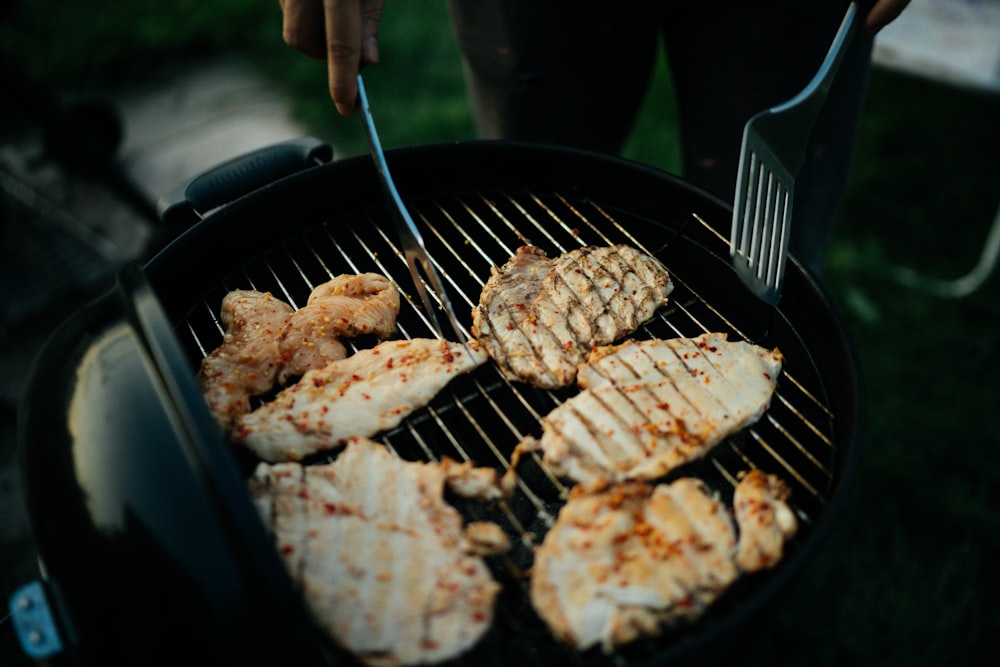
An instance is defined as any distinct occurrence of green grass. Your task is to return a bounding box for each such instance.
[3,1,999,664]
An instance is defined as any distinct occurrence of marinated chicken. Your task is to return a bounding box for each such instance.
[198,274,399,433]
[530,472,797,652]
[236,338,488,462]
[521,332,783,484]
[250,438,507,666]
[471,245,673,389]
[278,273,400,382]
[199,290,294,432]
[531,478,738,652]
[733,469,798,572]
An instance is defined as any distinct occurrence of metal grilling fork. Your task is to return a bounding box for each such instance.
[357,73,469,344]
[730,2,859,304]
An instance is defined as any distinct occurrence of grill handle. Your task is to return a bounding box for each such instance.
[156,136,333,228]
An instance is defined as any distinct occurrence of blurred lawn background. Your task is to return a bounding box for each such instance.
[2,1,999,665]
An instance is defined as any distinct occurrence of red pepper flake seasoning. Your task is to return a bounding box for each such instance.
[280,544,295,555]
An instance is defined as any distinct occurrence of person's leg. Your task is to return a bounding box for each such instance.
[661,0,873,273]
[446,0,660,155]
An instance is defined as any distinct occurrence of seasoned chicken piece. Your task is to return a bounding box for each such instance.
[530,471,798,652]
[530,479,740,652]
[199,290,295,432]
[471,245,673,389]
[236,339,488,462]
[524,333,783,484]
[198,274,399,433]
[250,438,507,667]
[733,469,798,572]
[439,458,504,502]
[278,273,400,383]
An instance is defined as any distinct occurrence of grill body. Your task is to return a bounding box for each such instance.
[18,140,863,666]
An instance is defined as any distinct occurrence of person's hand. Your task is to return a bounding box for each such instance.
[863,0,911,35]
[279,0,387,116]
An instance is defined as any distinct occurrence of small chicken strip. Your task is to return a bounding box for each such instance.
[199,290,294,432]
[524,333,783,485]
[199,274,399,433]
[236,339,488,462]
[250,438,506,666]
[733,469,798,572]
[278,273,400,383]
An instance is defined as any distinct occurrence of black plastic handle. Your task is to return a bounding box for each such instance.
[156,136,333,228]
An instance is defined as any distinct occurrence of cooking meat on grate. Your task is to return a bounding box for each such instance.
[514,332,783,485]
[278,273,400,381]
[529,472,797,652]
[198,273,399,433]
[733,469,799,571]
[236,338,488,462]
[250,437,508,667]
[471,244,673,389]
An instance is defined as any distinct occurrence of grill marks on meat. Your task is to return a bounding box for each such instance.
[530,472,797,652]
[521,333,783,485]
[236,338,488,462]
[531,479,737,652]
[250,438,506,666]
[198,274,399,433]
[471,245,673,389]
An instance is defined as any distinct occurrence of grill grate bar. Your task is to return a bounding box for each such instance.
[430,414,552,545]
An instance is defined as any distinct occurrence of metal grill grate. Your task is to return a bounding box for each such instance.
[174,188,837,665]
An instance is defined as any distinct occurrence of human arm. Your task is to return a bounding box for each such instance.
[279,0,386,115]
[863,0,911,35]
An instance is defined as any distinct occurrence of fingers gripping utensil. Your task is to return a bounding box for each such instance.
[730,1,859,305]
[357,73,469,344]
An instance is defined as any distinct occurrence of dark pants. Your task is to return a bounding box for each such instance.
[446,0,873,273]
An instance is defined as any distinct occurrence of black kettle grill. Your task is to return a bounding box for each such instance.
[12,138,863,666]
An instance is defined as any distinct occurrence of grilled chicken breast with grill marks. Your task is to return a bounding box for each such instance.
[199,274,400,433]
[250,438,507,667]
[471,245,673,389]
[530,478,739,652]
[522,333,783,485]
[530,471,798,652]
[236,338,488,462]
